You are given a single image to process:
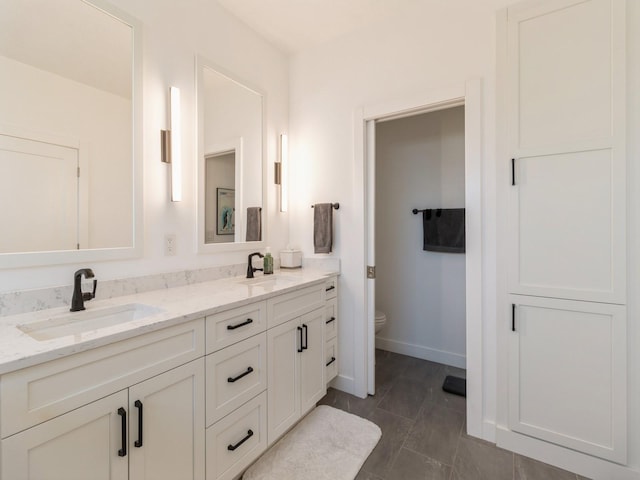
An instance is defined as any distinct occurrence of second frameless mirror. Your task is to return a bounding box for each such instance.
[198,59,264,250]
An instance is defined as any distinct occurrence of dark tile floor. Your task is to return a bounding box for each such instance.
[318,349,588,480]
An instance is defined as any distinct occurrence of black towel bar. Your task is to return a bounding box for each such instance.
[312,203,340,210]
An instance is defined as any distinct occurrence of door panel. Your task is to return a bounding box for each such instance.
[299,308,326,413]
[1,391,128,480]
[508,296,626,463]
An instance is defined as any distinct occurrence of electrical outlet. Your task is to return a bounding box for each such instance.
[164,234,176,256]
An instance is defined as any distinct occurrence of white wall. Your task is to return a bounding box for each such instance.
[0,0,289,293]
[0,55,132,249]
[375,107,466,368]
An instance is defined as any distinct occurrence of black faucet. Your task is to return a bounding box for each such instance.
[246,252,264,279]
[70,268,97,312]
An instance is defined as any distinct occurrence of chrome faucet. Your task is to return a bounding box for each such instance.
[70,268,97,312]
[246,252,264,279]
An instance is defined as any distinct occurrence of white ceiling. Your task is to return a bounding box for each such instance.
[216,0,422,54]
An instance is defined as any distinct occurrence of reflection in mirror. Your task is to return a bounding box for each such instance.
[198,58,264,252]
[0,0,140,266]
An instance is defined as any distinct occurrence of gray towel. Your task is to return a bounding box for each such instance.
[422,208,465,253]
[246,207,262,242]
[313,203,333,254]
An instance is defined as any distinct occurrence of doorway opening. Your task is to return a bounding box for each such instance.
[357,80,483,438]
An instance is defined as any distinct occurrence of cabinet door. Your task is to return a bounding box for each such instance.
[506,0,626,304]
[508,296,626,463]
[129,359,205,480]
[267,318,301,444]
[1,391,128,480]
[299,308,326,414]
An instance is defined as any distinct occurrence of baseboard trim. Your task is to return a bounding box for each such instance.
[375,337,466,369]
[329,374,361,398]
[496,427,640,480]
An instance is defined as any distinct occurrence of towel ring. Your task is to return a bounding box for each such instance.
[311,203,340,210]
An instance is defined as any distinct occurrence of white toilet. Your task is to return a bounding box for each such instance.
[374,310,387,334]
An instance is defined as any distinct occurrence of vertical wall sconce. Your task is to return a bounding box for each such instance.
[161,86,182,202]
[275,133,288,212]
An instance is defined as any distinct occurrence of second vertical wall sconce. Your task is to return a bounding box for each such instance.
[275,133,288,212]
[161,86,182,202]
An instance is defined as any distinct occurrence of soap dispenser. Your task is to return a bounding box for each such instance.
[263,247,274,275]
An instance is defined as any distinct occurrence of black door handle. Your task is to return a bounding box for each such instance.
[227,318,253,330]
[134,400,143,448]
[302,324,308,350]
[326,316,336,325]
[297,326,303,352]
[512,304,516,332]
[117,407,127,457]
[227,367,254,383]
[227,429,254,451]
[326,356,336,367]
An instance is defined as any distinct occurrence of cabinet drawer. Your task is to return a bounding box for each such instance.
[324,298,338,341]
[267,284,324,329]
[1,319,204,439]
[325,337,338,382]
[206,391,267,480]
[324,277,337,300]
[206,301,266,354]
[206,333,267,426]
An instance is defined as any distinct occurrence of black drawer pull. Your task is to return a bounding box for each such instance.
[228,429,254,451]
[326,316,336,325]
[326,356,336,367]
[227,367,254,383]
[117,407,127,457]
[134,400,143,448]
[326,285,335,292]
[302,324,308,350]
[227,318,253,330]
[297,326,303,352]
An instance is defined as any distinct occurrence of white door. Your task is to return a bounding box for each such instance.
[0,134,79,253]
[299,308,326,413]
[1,391,128,480]
[508,296,626,463]
[129,359,205,480]
[505,0,627,463]
[506,0,626,304]
[267,317,301,444]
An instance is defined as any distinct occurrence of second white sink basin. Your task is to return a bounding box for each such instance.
[238,274,298,288]
[18,303,164,341]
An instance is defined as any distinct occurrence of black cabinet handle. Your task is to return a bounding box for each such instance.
[117,407,127,457]
[297,326,303,352]
[511,304,516,332]
[511,158,516,186]
[326,316,336,325]
[326,356,336,367]
[227,367,254,383]
[326,285,335,292]
[227,429,254,451]
[134,400,143,448]
[302,324,308,350]
[227,318,253,330]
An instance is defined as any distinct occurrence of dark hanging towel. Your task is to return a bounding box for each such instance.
[422,208,465,253]
[313,203,333,253]
[246,207,262,241]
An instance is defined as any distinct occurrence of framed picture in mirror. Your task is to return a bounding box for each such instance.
[217,188,235,235]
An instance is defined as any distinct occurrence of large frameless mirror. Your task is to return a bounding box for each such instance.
[197,57,265,253]
[0,0,142,267]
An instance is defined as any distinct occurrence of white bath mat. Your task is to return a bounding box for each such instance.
[243,405,381,480]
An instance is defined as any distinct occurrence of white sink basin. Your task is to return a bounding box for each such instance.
[238,275,298,288]
[18,303,164,341]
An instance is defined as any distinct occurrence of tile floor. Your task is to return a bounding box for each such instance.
[318,349,589,480]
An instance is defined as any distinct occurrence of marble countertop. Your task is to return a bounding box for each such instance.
[0,269,337,375]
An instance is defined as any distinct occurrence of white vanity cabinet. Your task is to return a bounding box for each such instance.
[267,307,326,444]
[324,277,338,382]
[0,320,205,480]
